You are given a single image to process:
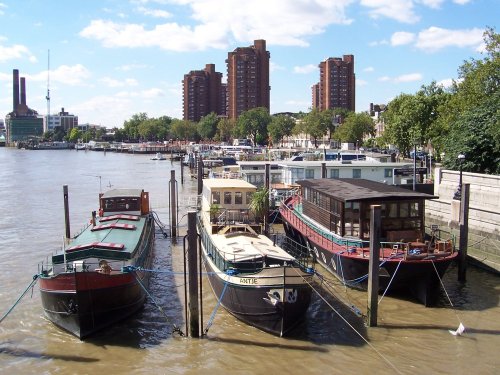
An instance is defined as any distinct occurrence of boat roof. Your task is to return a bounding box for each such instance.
[53,214,147,262]
[203,178,256,190]
[101,188,144,199]
[297,178,438,201]
[211,231,295,262]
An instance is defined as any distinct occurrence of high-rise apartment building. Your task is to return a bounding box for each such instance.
[226,39,270,119]
[182,64,224,122]
[313,55,355,112]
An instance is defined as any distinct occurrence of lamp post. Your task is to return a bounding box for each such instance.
[453,153,466,200]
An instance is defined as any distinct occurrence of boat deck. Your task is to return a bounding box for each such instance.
[280,198,455,262]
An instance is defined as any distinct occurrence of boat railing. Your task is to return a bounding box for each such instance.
[281,196,456,259]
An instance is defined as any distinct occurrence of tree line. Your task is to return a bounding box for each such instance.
[46,28,498,175]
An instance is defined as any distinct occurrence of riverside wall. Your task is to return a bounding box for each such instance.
[426,168,500,273]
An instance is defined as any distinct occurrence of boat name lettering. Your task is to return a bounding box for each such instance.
[239,278,257,284]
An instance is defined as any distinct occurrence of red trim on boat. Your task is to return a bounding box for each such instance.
[66,242,125,252]
[91,223,136,231]
[99,214,140,222]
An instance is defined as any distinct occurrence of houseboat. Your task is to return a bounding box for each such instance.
[281,179,457,306]
[198,179,314,336]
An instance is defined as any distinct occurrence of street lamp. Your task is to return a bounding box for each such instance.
[453,153,466,200]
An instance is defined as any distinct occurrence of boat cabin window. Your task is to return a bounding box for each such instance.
[235,191,243,205]
[103,197,140,212]
[329,169,339,179]
[212,191,220,204]
[224,192,232,205]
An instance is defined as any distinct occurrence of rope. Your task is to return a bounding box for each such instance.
[203,278,230,335]
[431,261,465,328]
[130,269,184,337]
[378,260,403,305]
[0,274,39,324]
[306,279,403,374]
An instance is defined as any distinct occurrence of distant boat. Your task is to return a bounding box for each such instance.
[75,143,87,150]
[151,152,166,160]
[199,178,314,336]
[38,188,155,339]
[281,178,458,306]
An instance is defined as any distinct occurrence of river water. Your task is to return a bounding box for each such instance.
[0,148,498,375]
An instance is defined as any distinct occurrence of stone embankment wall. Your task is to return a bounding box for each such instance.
[426,168,500,272]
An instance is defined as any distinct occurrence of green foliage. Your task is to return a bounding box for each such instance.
[67,128,81,143]
[234,107,271,145]
[248,187,269,223]
[268,114,295,146]
[334,112,374,143]
[197,112,218,140]
[170,119,198,140]
[215,117,235,142]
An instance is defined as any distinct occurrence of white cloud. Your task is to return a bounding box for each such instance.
[100,77,139,87]
[394,73,422,82]
[391,31,415,46]
[436,78,454,88]
[363,66,374,73]
[28,64,92,86]
[377,73,422,83]
[136,6,172,18]
[270,61,285,72]
[80,0,354,51]
[360,0,419,24]
[453,0,471,4]
[369,39,389,47]
[356,79,368,86]
[115,63,149,71]
[419,0,444,9]
[0,2,6,16]
[0,43,37,63]
[415,26,484,52]
[293,64,318,74]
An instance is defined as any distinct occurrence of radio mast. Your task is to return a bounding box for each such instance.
[45,49,50,132]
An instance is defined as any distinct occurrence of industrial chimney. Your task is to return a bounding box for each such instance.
[20,77,26,106]
[13,69,20,113]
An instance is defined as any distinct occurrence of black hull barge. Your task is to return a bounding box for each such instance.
[280,179,457,306]
[39,189,155,339]
[199,179,314,336]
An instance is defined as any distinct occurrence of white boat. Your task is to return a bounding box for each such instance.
[151,152,166,160]
[198,178,314,336]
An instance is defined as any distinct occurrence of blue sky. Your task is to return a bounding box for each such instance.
[0,0,497,128]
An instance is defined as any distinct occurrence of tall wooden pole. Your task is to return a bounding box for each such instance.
[187,210,200,337]
[63,185,71,240]
[458,183,470,282]
[321,162,326,178]
[367,205,381,327]
[265,163,270,236]
[170,170,177,238]
[197,155,203,195]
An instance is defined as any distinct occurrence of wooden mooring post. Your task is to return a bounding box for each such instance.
[187,210,200,337]
[367,205,381,327]
[170,170,177,239]
[63,185,71,240]
[265,163,270,237]
[458,183,470,282]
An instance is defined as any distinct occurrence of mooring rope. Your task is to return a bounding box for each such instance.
[0,274,39,325]
[203,279,230,335]
[378,259,403,305]
[431,260,465,330]
[305,279,403,375]
[130,270,184,337]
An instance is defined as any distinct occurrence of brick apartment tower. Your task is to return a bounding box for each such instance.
[226,39,270,119]
[183,64,224,122]
[313,55,355,112]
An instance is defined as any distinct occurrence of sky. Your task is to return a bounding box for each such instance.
[0,0,497,128]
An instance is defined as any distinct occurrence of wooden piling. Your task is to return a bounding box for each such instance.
[187,210,200,337]
[458,183,470,282]
[170,170,177,238]
[367,205,381,327]
[265,163,270,236]
[63,185,71,240]
[197,155,203,195]
[321,162,326,178]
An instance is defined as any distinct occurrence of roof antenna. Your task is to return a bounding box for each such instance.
[45,49,50,132]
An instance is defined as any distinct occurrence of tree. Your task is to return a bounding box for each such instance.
[301,108,329,148]
[123,112,148,141]
[197,112,218,140]
[67,128,81,143]
[268,114,295,146]
[170,119,197,141]
[234,107,271,146]
[249,187,269,224]
[334,112,375,144]
[215,118,235,142]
